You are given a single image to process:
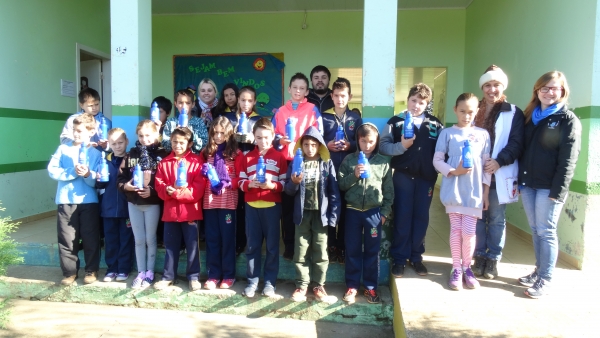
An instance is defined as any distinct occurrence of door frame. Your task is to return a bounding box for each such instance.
[75,43,111,113]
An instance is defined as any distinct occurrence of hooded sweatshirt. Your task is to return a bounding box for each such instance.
[272,98,323,161]
[284,126,341,227]
[337,123,394,218]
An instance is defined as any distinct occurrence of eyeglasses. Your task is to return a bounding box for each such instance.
[539,86,563,93]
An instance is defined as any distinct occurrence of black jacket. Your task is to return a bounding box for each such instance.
[307,89,334,114]
[519,108,581,202]
[380,111,444,181]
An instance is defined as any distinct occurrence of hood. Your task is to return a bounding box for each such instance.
[354,122,380,155]
[292,126,330,161]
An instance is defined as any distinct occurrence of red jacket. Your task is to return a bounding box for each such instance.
[239,147,288,203]
[155,150,205,222]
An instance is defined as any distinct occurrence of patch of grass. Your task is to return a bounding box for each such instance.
[0,299,11,329]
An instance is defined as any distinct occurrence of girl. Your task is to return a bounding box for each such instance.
[473,65,524,280]
[518,71,581,298]
[197,78,219,127]
[117,120,169,288]
[211,83,239,122]
[201,117,244,289]
[154,127,205,291]
[433,93,491,291]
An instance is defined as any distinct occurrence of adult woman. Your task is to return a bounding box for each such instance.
[518,71,581,298]
[473,65,524,279]
[197,78,219,126]
[211,83,239,123]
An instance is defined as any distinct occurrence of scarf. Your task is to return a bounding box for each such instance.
[199,98,218,126]
[532,102,564,125]
[213,143,231,182]
[475,96,506,150]
[135,141,160,170]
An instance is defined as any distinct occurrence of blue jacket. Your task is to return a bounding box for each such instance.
[321,108,362,171]
[59,112,112,152]
[96,153,129,218]
[48,143,101,204]
[284,126,341,227]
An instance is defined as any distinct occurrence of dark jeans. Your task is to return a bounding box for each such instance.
[328,191,347,250]
[236,192,247,251]
[103,217,134,274]
[163,221,200,281]
[281,191,295,252]
[345,207,382,290]
[57,204,101,277]
[204,208,237,280]
[246,203,281,287]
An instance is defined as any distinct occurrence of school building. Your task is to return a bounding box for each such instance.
[0,0,599,270]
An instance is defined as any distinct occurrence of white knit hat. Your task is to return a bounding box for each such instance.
[479,69,508,89]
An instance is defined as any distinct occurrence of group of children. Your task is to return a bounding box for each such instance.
[48,69,496,305]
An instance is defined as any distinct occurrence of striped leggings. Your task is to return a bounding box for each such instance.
[449,213,478,269]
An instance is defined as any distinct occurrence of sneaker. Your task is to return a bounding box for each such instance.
[243,283,257,298]
[262,284,276,297]
[463,268,480,289]
[343,288,357,304]
[411,261,428,276]
[103,272,117,282]
[313,285,328,302]
[291,288,307,302]
[518,269,539,287]
[328,247,338,264]
[116,273,129,282]
[153,279,173,290]
[391,264,405,278]
[189,279,202,291]
[131,271,146,289]
[283,248,294,261]
[141,271,154,288]
[483,258,498,279]
[448,268,463,291]
[363,289,380,304]
[204,279,219,290]
[83,271,97,284]
[220,279,235,289]
[525,278,550,299]
[60,275,77,286]
[473,256,486,276]
[338,249,345,264]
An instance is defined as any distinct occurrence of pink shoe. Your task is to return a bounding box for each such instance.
[220,279,235,289]
[448,268,463,290]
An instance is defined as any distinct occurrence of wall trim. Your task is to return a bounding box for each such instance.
[12,210,56,225]
[0,162,48,175]
[0,107,71,121]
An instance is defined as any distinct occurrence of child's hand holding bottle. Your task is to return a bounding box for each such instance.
[449,160,472,177]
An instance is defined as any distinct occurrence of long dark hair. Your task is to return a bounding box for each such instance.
[212,83,239,119]
[203,116,238,160]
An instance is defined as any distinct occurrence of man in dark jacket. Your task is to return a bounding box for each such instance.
[307,65,334,114]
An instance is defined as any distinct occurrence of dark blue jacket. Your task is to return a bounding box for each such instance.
[321,108,362,171]
[284,126,341,227]
[96,153,129,218]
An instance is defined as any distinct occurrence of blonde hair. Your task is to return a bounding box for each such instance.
[198,78,218,101]
[73,113,96,131]
[108,127,127,139]
[524,71,570,123]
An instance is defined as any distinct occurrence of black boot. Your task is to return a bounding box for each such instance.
[473,256,486,277]
[483,258,498,279]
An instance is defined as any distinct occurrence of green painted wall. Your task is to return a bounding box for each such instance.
[0,0,110,219]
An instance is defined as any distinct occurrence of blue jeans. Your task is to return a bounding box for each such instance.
[475,188,507,261]
[345,208,382,290]
[520,187,565,281]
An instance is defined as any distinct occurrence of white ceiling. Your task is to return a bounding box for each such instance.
[152,0,473,15]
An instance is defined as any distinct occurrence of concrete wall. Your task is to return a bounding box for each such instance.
[0,0,110,219]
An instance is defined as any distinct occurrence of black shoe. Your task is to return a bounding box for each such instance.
[236,246,245,257]
[410,261,428,276]
[483,259,498,279]
[328,247,338,264]
[337,249,345,265]
[518,269,538,287]
[473,256,486,277]
[391,264,405,278]
[283,248,294,261]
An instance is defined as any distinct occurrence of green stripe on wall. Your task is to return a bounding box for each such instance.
[573,106,600,120]
[113,105,150,118]
[362,106,394,119]
[0,161,48,174]
[0,107,71,120]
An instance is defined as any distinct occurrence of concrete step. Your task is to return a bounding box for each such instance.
[0,265,393,327]
[17,242,390,285]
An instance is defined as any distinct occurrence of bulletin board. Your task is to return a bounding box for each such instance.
[173,53,285,117]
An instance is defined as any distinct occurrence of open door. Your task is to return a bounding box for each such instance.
[76,44,111,116]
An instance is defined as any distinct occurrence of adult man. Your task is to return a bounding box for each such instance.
[307,65,334,114]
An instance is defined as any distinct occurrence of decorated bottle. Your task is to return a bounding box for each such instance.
[335,124,345,143]
[292,148,303,176]
[462,140,473,169]
[358,151,371,179]
[150,101,160,123]
[133,164,144,189]
[99,151,109,182]
[176,160,187,187]
[285,118,295,141]
[100,117,109,141]
[404,111,414,139]
[238,112,247,134]
[178,107,188,127]
[78,142,88,166]
[256,156,266,183]
[206,163,220,187]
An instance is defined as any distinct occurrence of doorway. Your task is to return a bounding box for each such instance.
[76,43,111,119]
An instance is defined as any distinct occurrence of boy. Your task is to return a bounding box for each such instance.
[162,89,209,154]
[152,95,173,135]
[379,83,444,278]
[284,126,340,302]
[239,118,288,298]
[337,123,393,304]
[272,72,323,260]
[321,77,363,264]
[96,128,134,282]
[48,113,102,285]
[154,127,205,291]
[60,88,111,151]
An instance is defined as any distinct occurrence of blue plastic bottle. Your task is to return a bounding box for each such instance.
[176,161,187,187]
[335,125,345,143]
[404,111,414,139]
[238,112,247,134]
[99,151,109,182]
[78,143,88,166]
[285,118,295,141]
[207,163,220,187]
[133,164,144,189]
[150,101,160,123]
[462,140,473,168]
[256,156,266,183]
[100,118,109,141]
[358,151,371,179]
[292,148,303,176]
[178,107,188,127]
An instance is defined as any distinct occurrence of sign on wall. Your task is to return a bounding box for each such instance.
[173,53,285,117]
